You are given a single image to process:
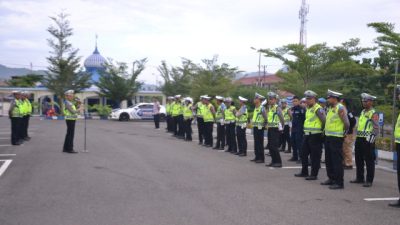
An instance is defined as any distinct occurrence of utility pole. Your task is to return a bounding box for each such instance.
[391,59,399,153]
[299,0,309,46]
[262,65,267,88]
[251,47,262,87]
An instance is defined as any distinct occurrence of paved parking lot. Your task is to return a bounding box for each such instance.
[0,117,399,225]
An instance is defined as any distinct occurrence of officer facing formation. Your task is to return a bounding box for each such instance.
[280,99,291,153]
[224,97,238,154]
[351,93,379,187]
[9,91,24,145]
[295,90,325,180]
[251,93,267,163]
[321,90,350,190]
[214,96,226,150]
[266,92,285,167]
[236,96,248,156]
[63,90,80,153]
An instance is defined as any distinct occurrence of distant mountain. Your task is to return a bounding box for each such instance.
[0,64,47,80]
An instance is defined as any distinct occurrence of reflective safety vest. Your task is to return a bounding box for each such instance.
[282,107,290,124]
[304,104,323,134]
[357,109,376,137]
[236,106,248,126]
[395,114,400,143]
[63,101,78,120]
[252,106,265,128]
[325,103,345,137]
[203,104,214,122]
[215,104,224,120]
[172,101,183,117]
[183,104,193,120]
[166,103,172,116]
[11,99,22,118]
[196,102,204,118]
[225,105,236,122]
[21,99,32,116]
[267,104,279,128]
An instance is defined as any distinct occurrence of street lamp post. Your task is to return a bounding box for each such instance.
[251,47,262,87]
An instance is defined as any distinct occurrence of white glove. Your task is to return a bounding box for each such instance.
[366,134,376,144]
[241,123,247,129]
[278,123,283,131]
[220,119,225,125]
[261,99,267,106]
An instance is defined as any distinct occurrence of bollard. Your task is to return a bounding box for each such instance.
[394,151,398,170]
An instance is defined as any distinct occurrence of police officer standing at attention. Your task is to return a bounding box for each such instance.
[389,89,400,208]
[21,91,32,141]
[9,90,23,146]
[172,95,184,139]
[194,96,206,145]
[280,99,291,153]
[224,97,237,154]
[251,93,268,163]
[295,90,325,180]
[202,95,215,148]
[183,97,194,142]
[63,90,80,153]
[236,96,248,156]
[351,93,379,188]
[322,90,349,190]
[266,92,285,168]
[214,96,226,150]
[288,96,305,163]
[166,96,174,133]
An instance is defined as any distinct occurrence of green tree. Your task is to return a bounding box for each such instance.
[7,74,43,87]
[96,59,146,108]
[190,56,239,99]
[42,12,91,107]
[158,58,195,96]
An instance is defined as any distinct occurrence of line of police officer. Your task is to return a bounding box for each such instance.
[8,90,32,146]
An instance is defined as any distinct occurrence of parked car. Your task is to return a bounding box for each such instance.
[110,103,166,121]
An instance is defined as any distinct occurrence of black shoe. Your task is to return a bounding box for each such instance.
[288,158,298,162]
[388,200,400,208]
[212,146,220,149]
[321,179,335,185]
[363,182,373,188]
[233,152,240,155]
[16,140,24,145]
[266,163,282,168]
[224,150,231,152]
[24,137,31,141]
[198,142,203,145]
[343,165,353,170]
[305,176,317,180]
[12,143,21,146]
[350,179,364,184]
[238,153,247,157]
[296,160,302,164]
[284,150,291,154]
[250,159,257,162]
[218,147,224,150]
[329,184,344,190]
[255,160,265,163]
[294,173,308,177]
[205,145,212,148]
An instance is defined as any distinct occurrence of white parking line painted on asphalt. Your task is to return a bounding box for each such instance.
[277,166,327,169]
[0,159,12,177]
[364,197,399,202]
[0,137,9,140]
[0,154,16,157]
[0,145,12,147]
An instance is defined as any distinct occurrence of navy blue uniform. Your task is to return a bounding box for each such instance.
[290,105,305,160]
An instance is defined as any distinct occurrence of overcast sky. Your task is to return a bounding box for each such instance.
[0,0,399,84]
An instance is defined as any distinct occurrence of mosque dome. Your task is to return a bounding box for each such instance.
[84,46,106,70]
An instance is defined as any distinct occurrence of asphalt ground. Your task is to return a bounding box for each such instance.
[0,117,399,225]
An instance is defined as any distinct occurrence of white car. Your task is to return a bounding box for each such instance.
[110,103,166,121]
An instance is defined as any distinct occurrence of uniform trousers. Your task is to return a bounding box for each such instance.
[236,126,247,154]
[300,133,323,176]
[325,136,345,186]
[354,137,376,183]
